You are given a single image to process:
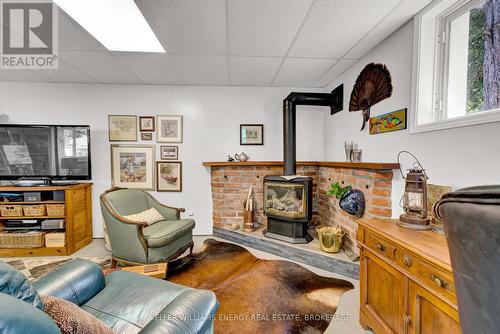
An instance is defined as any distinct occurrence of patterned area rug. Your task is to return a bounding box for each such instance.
[5,257,111,281]
[167,239,354,334]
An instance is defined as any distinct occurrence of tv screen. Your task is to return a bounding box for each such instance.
[0,125,91,180]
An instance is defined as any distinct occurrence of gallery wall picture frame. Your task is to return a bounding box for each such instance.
[110,144,155,190]
[141,132,153,141]
[369,108,407,135]
[240,124,264,145]
[157,161,182,192]
[139,116,155,132]
[160,145,179,160]
[108,115,137,141]
[157,115,183,143]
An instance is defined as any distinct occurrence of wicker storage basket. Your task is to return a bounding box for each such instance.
[46,204,65,217]
[0,204,23,217]
[23,204,46,217]
[0,231,45,248]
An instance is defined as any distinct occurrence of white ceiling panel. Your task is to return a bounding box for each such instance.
[58,10,106,52]
[228,0,313,56]
[313,58,358,87]
[273,58,335,87]
[38,59,100,83]
[0,70,52,82]
[115,53,187,85]
[289,0,400,58]
[135,0,227,55]
[60,51,142,84]
[171,55,228,85]
[344,0,433,58]
[229,57,282,86]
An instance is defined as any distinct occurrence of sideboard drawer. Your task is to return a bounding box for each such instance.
[417,259,456,302]
[364,231,397,261]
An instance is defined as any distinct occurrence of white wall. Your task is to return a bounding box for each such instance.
[324,20,500,216]
[0,83,324,237]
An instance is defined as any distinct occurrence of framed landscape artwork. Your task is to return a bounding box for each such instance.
[110,145,155,190]
[139,116,155,131]
[240,124,264,145]
[160,146,178,160]
[157,161,182,192]
[108,115,137,141]
[157,115,183,143]
[369,108,407,135]
[141,132,153,141]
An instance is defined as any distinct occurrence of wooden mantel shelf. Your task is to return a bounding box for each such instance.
[202,161,399,170]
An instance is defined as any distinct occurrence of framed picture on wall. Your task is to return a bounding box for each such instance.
[160,145,179,160]
[157,161,182,192]
[240,124,264,145]
[157,115,183,143]
[139,116,155,131]
[141,132,153,141]
[108,115,137,141]
[110,144,155,190]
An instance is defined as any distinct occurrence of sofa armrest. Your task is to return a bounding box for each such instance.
[139,290,219,334]
[0,293,60,334]
[33,259,105,306]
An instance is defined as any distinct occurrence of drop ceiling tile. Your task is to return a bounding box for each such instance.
[345,0,433,58]
[114,53,187,85]
[313,58,357,87]
[60,51,143,84]
[228,0,313,56]
[38,59,100,83]
[171,56,228,85]
[273,58,335,87]
[57,9,107,52]
[0,70,52,82]
[289,0,400,58]
[136,0,226,55]
[229,57,282,86]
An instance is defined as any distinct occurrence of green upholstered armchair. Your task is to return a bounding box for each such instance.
[100,187,195,267]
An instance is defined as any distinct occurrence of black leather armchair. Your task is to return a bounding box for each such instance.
[435,185,500,334]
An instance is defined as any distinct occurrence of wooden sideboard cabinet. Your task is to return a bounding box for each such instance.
[358,219,461,334]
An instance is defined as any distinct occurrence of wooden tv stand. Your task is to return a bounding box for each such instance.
[0,183,92,257]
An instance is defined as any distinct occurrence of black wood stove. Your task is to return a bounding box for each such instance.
[262,90,341,244]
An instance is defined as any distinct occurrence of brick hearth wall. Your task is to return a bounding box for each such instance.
[210,164,393,256]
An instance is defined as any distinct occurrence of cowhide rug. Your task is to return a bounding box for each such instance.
[166,239,354,334]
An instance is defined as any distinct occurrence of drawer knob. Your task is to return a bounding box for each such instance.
[402,255,412,267]
[376,243,386,252]
[432,275,447,288]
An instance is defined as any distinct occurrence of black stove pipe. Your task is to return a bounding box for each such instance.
[283,91,339,176]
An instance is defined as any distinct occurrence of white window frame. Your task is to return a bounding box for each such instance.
[410,0,500,134]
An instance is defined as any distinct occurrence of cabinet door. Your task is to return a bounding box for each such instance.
[408,281,461,334]
[360,248,405,334]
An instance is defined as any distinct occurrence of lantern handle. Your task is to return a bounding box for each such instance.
[397,151,428,179]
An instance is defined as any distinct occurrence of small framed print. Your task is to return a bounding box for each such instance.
[111,145,155,190]
[160,145,179,160]
[240,124,264,145]
[139,116,155,132]
[157,115,183,143]
[157,161,182,192]
[108,115,137,141]
[141,132,153,141]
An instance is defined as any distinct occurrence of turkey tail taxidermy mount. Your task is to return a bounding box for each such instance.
[349,63,393,131]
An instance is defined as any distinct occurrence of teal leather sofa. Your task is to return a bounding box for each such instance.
[0,259,219,333]
[100,187,195,266]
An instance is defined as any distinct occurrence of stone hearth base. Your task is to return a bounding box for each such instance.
[213,226,359,279]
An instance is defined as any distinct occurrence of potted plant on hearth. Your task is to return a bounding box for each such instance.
[327,182,365,218]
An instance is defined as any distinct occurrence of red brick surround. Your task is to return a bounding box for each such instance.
[208,162,395,255]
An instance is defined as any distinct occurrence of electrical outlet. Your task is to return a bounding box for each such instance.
[187,211,194,217]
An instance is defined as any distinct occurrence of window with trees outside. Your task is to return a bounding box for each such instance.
[411,0,499,133]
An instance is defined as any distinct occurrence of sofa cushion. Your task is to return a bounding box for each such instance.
[42,294,114,334]
[81,270,195,333]
[0,260,44,310]
[143,219,195,248]
[124,207,164,226]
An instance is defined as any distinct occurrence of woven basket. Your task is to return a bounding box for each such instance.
[23,204,46,217]
[46,204,65,217]
[0,204,23,217]
[0,232,45,248]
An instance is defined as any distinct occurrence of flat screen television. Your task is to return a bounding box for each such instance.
[0,124,91,183]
